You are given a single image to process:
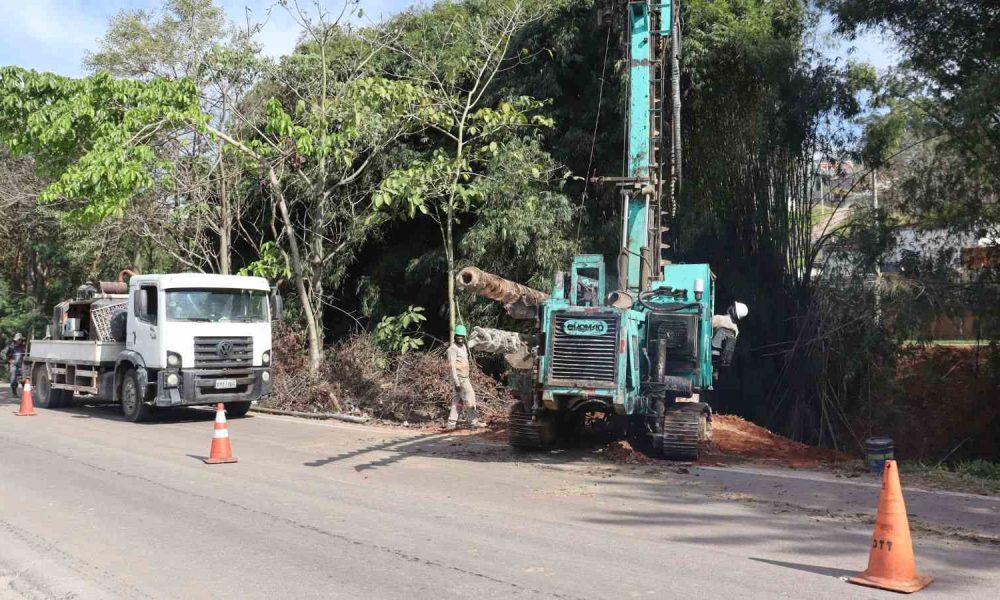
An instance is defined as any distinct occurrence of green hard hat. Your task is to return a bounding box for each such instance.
[454,324,468,337]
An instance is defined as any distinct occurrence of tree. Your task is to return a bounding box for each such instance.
[821,0,1000,181]
[86,0,266,274]
[373,0,556,338]
[0,69,204,222]
[0,2,437,374]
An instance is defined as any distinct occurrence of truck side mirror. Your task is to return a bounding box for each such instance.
[270,289,284,322]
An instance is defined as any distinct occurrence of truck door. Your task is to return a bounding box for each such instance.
[128,283,161,368]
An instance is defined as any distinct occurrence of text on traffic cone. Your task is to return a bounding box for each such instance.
[14,378,37,416]
[848,460,933,593]
[203,403,238,464]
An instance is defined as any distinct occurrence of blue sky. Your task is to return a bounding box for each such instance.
[0,1,897,77]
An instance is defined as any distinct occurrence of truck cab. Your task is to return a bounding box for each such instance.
[125,274,275,418]
[25,273,277,421]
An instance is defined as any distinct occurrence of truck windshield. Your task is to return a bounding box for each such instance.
[165,289,269,323]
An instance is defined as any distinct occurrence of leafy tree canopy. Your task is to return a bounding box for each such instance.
[0,68,203,222]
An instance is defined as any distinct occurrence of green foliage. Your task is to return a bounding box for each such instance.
[459,138,578,291]
[0,68,204,223]
[238,241,290,280]
[373,306,427,355]
[823,0,1000,179]
[0,279,49,339]
[903,460,1000,494]
[961,460,1000,482]
[859,108,906,168]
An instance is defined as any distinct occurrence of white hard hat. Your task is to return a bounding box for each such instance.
[13,332,24,341]
[730,302,749,320]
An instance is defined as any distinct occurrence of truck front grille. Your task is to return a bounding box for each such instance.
[194,337,254,369]
[549,313,619,384]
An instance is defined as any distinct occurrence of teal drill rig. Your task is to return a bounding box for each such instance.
[458,1,746,460]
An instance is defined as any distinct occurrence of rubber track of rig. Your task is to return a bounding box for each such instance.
[661,404,701,461]
[509,410,545,449]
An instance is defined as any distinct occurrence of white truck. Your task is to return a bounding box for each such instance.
[24,273,280,422]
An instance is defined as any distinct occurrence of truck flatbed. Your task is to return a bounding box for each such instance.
[28,340,125,366]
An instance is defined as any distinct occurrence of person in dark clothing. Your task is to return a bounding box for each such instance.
[2,333,27,395]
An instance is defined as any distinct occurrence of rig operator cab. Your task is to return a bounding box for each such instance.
[24,273,280,421]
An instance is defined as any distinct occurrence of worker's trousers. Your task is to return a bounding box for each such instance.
[448,378,478,427]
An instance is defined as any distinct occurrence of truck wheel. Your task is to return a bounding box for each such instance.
[31,364,69,409]
[225,401,252,418]
[121,369,152,423]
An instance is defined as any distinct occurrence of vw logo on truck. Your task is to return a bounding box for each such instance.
[563,319,608,336]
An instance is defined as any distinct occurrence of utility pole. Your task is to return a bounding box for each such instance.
[873,167,882,325]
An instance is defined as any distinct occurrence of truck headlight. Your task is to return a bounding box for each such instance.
[261,371,271,383]
[167,352,181,367]
[262,351,271,366]
[165,373,180,387]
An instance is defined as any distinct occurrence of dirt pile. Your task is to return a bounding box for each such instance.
[264,323,513,424]
[591,415,852,468]
[600,440,654,465]
[704,414,853,467]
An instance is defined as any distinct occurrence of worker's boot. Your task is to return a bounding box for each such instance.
[468,407,485,429]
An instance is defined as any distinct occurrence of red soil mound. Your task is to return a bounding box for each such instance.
[703,414,853,467]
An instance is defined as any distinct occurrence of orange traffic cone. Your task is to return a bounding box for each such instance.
[849,460,933,593]
[203,403,237,464]
[14,378,37,416]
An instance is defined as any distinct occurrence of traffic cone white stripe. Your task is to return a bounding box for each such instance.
[213,428,229,439]
[23,383,31,392]
[215,410,226,423]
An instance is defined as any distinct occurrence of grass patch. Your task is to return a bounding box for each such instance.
[901,460,1000,495]
[811,204,837,227]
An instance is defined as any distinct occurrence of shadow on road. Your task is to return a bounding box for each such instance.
[749,557,854,579]
[302,426,615,473]
[0,395,251,424]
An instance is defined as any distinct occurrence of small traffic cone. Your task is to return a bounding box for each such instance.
[203,403,237,464]
[14,378,37,416]
[849,460,933,593]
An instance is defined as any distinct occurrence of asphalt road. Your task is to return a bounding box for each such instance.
[1,391,998,600]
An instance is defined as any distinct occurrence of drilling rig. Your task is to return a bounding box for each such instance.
[459,1,746,460]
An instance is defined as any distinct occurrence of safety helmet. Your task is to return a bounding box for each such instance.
[453,324,468,337]
[729,302,749,321]
[13,332,24,342]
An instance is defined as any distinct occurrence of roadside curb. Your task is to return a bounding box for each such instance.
[250,405,369,424]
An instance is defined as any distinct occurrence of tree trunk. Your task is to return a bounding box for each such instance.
[268,166,322,373]
[446,211,456,342]
[219,154,231,275]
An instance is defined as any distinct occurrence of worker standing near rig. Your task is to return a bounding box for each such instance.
[447,325,483,429]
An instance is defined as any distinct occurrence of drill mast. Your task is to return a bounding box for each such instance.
[616,1,680,294]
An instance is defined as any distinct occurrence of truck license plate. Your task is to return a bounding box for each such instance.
[215,379,237,390]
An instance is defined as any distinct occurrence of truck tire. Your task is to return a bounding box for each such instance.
[121,369,152,422]
[225,401,252,418]
[31,364,70,409]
